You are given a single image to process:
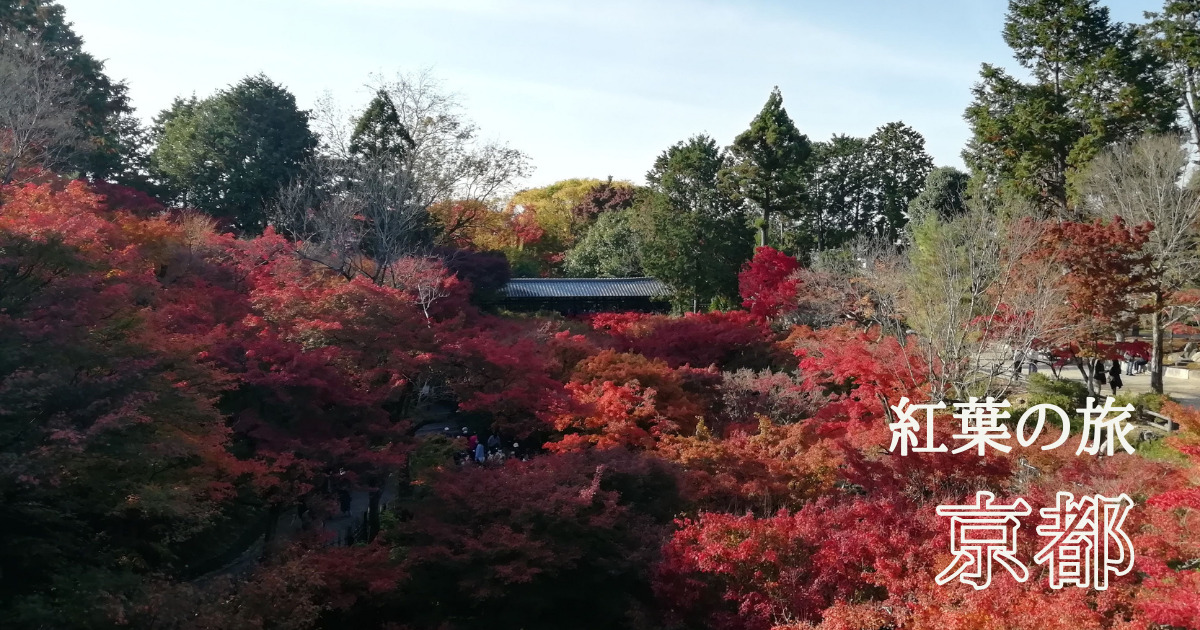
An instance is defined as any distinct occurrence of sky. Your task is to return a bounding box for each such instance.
[59,0,1164,189]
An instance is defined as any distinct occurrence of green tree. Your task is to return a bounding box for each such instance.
[868,122,934,241]
[907,166,970,227]
[0,0,144,184]
[723,87,812,248]
[964,0,1180,217]
[637,135,754,311]
[809,134,871,250]
[151,75,318,233]
[808,123,933,249]
[349,90,414,161]
[1144,0,1200,159]
[563,208,643,278]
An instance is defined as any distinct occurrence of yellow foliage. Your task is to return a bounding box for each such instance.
[507,178,608,249]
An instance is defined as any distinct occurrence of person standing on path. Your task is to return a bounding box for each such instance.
[1109,360,1123,396]
[1093,359,1107,393]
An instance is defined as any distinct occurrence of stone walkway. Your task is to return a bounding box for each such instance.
[1051,363,1200,408]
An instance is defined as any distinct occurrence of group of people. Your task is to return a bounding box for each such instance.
[448,427,527,465]
[1093,353,1150,395]
[1094,353,1151,397]
[1124,352,1150,375]
[1011,348,1150,397]
[1092,358,1126,396]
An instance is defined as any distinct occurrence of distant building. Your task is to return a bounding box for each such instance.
[492,277,671,314]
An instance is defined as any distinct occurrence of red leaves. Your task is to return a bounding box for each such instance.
[549,350,713,450]
[444,325,571,439]
[571,178,635,222]
[7,178,1200,629]
[739,246,801,318]
[510,204,545,245]
[591,310,786,370]
[787,324,929,425]
[0,182,246,609]
[656,420,837,514]
[656,497,939,630]
[1029,217,1157,350]
[388,449,669,626]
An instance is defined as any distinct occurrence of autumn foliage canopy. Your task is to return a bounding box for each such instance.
[1,178,1198,630]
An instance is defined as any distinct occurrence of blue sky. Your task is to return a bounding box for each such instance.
[61,0,1163,188]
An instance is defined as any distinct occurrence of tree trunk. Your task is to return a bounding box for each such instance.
[367,488,382,542]
[1076,357,1096,398]
[1151,310,1164,394]
[261,503,281,560]
[1184,71,1199,165]
[759,207,770,248]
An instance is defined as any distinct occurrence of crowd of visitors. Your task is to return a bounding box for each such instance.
[445,427,529,465]
[1012,347,1149,397]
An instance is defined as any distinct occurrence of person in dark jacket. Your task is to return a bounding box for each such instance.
[1109,360,1124,396]
[1093,359,1107,388]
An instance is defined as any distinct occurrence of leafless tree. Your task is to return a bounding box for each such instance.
[900,202,1068,401]
[311,70,531,209]
[845,236,910,340]
[0,31,79,186]
[389,256,453,325]
[272,154,432,286]
[311,91,355,163]
[1083,134,1200,393]
[367,69,532,204]
[282,70,531,299]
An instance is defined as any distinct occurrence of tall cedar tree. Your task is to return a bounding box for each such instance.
[808,134,871,250]
[808,122,934,247]
[349,90,414,161]
[869,121,934,242]
[1144,0,1200,158]
[963,0,1180,217]
[723,87,812,248]
[151,75,318,233]
[639,135,754,311]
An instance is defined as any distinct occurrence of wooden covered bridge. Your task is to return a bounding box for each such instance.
[491,277,672,314]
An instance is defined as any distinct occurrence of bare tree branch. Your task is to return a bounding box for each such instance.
[0,31,80,186]
[1083,134,1200,392]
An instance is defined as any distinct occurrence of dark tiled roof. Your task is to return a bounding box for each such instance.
[501,277,671,299]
